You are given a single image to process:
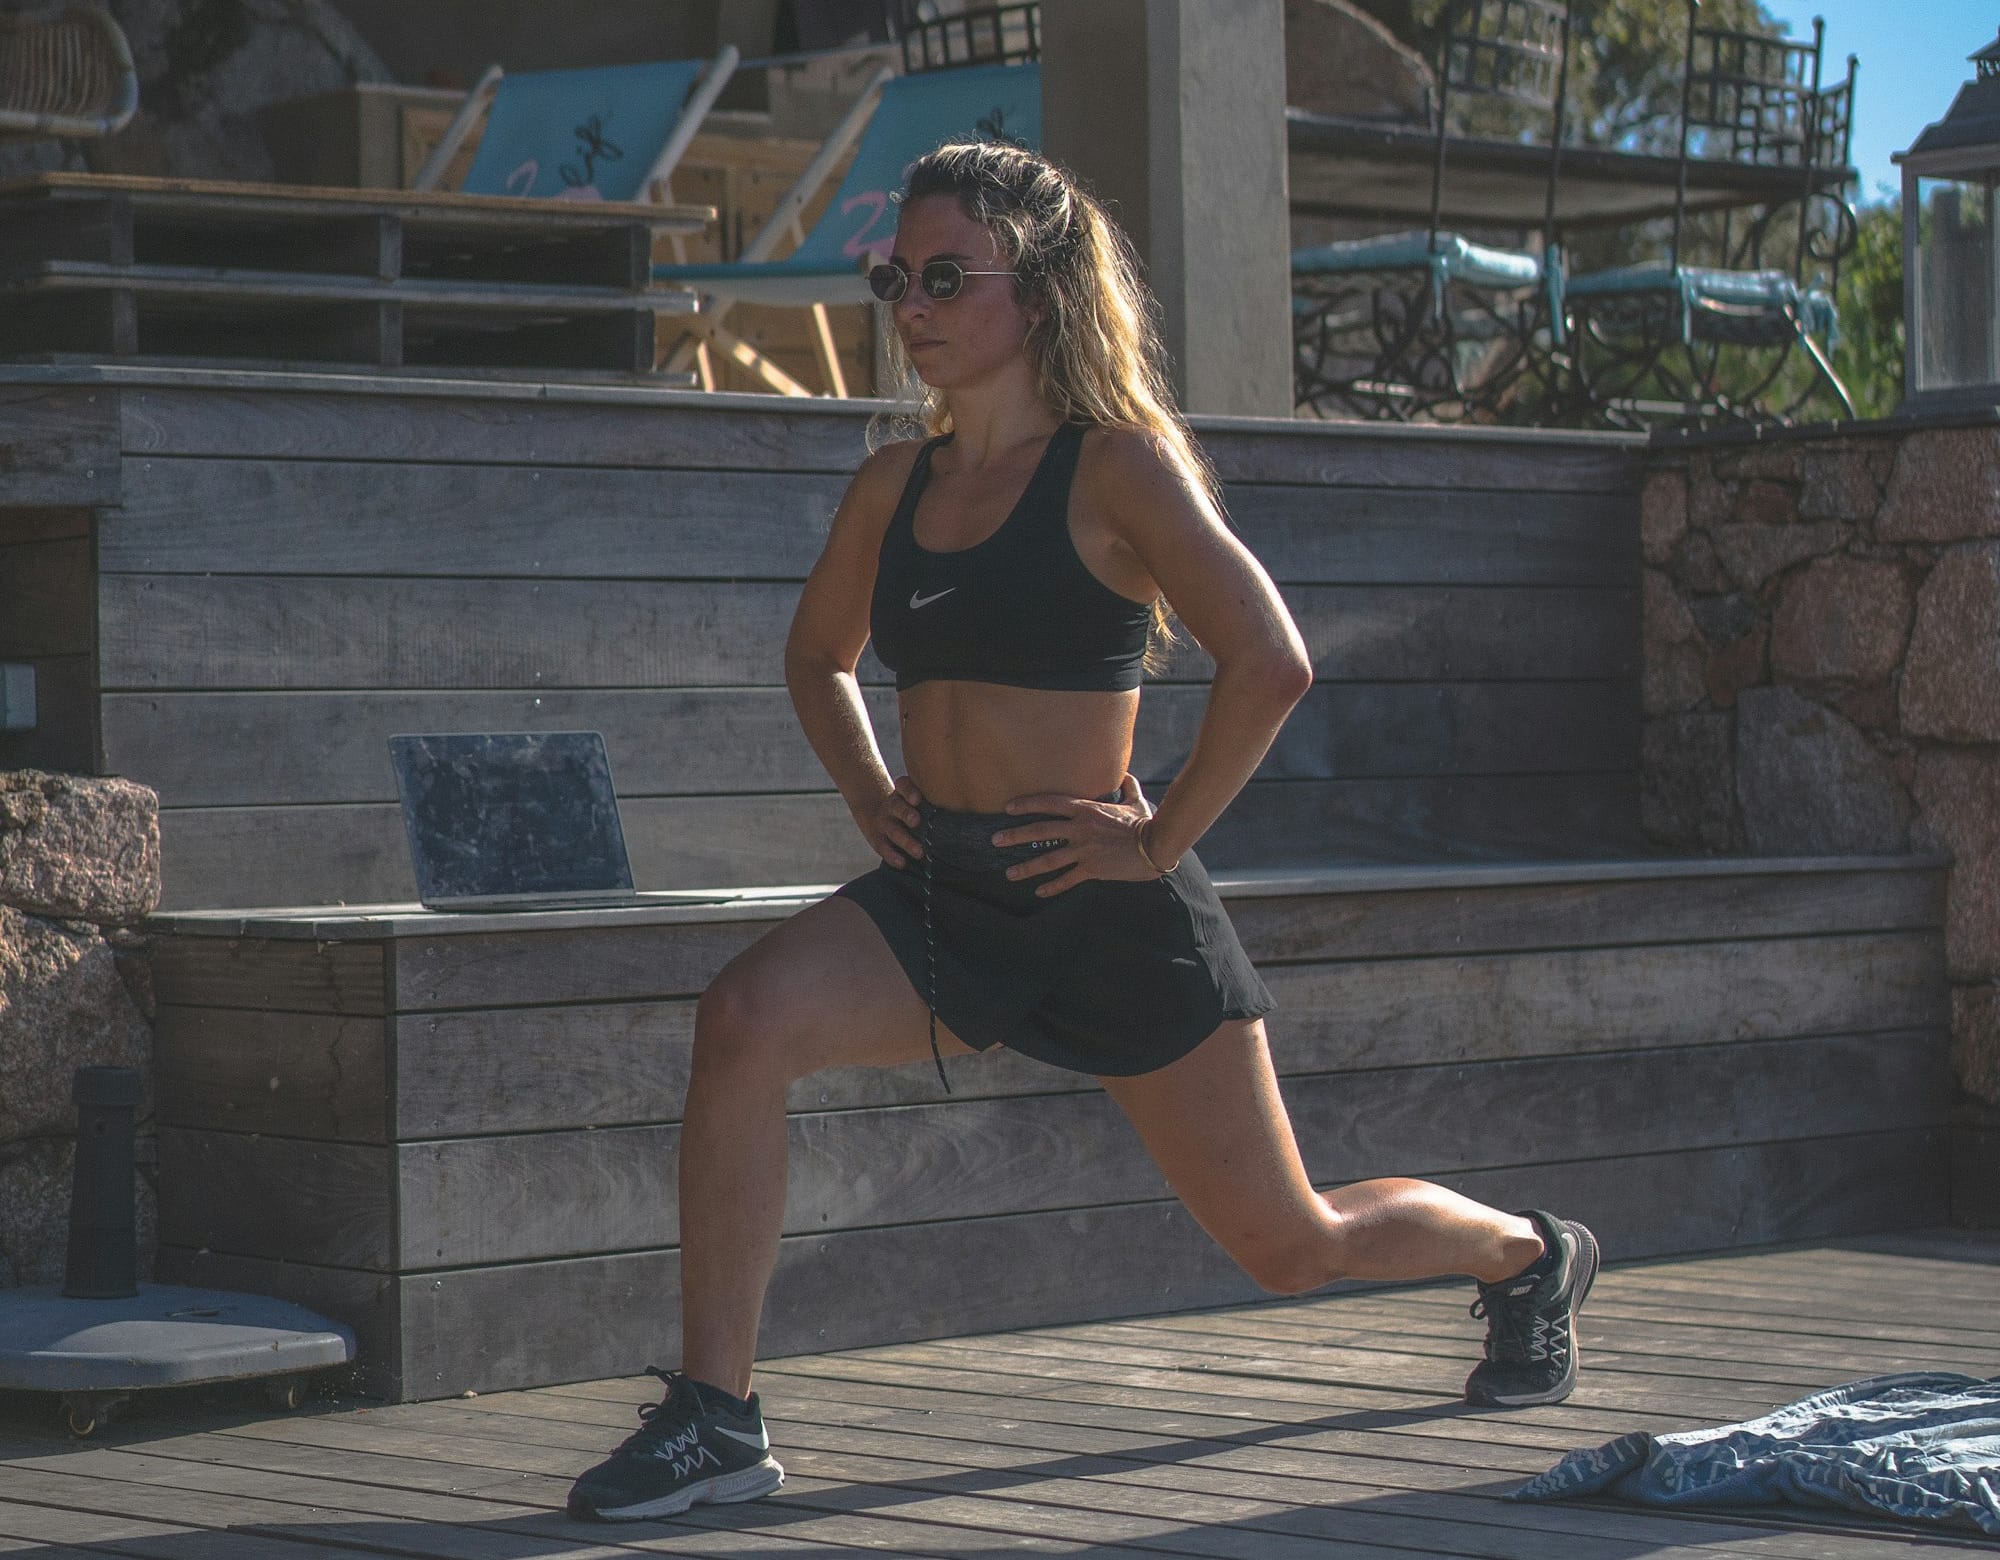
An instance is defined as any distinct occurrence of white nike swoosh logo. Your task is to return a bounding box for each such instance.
[712,1424,770,1450]
[909,587,956,609]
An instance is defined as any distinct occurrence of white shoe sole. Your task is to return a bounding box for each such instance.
[584,1456,785,1521]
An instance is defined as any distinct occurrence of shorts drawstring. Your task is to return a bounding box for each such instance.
[919,805,951,1094]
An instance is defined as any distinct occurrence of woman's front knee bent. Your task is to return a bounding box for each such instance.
[693,961,803,1085]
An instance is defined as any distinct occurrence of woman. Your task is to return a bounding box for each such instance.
[566,142,1597,1524]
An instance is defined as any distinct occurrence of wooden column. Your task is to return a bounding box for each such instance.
[1041,0,1293,417]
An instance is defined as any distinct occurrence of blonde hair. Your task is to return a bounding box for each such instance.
[873,139,1214,668]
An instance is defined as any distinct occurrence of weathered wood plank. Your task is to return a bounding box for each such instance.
[1266,929,1945,1076]
[1226,863,1945,963]
[118,385,878,469]
[103,457,1636,587]
[0,382,118,505]
[397,1126,679,1269]
[152,773,1642,909]
[104,680,1635,808]
[156,1128,393,1270]
[1199,425,1641,494]
[392,919,765,1010]
[370,1031,1948,1267]
[98,575,1635,689]
[154,1006,390,1141]
[290,928,1933,1140]
[148,935,386,1015]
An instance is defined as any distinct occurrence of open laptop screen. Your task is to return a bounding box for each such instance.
[389,732,634,907]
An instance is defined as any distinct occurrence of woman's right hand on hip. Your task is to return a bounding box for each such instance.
[857,775,925,868]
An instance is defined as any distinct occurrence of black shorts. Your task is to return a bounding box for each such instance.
[834,798,1275,1078]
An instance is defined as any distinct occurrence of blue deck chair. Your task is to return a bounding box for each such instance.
[653,61,1041,396]
[1291,0,1573,421]
[411,48,738,204]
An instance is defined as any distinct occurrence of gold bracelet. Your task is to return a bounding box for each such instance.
[1135,818,1178,876]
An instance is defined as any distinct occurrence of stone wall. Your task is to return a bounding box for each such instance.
[0,773,161,1286]
[1641,417,2000,1123]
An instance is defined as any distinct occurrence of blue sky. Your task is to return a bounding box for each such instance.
[1761,0,1995,203]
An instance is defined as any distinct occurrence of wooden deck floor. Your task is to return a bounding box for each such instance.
[0,1231,1993,1559]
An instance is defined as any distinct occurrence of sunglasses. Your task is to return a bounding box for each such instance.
[867,259,1017,303]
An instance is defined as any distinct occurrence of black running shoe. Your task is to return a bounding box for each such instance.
[1463,1209,1600,1407]
[566,1368,784,1521]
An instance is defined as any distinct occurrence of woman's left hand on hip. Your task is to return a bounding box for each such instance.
[993,773,1158,896]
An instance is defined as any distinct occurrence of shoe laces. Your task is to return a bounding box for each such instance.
[623,1365,699,1450]
[1469,1277,1541,1364]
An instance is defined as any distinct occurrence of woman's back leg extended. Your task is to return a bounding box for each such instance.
[680,893,971,1397]
[1098,1019,1543,1295]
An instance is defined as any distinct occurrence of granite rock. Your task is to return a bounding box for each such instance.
[1710,521,1846,593]
[0,907,152,1143]
[1641,710,1736,851]
[1703,624,1768,708]
[1643,568,1705,714]
[1735,687,1910,855]
[1878,427,2000,542]
[1688,467,1737,529]
[1913,748,2000,981]
[0,1136,157,1288]
[1800,447,1882,522]
[0,772,161,925]
[1732,479,1796,526]
[1669,531,1732,595]
[1641,470,1689,565]
[1714,444,1804,482]
[1770,556,1915,685]
[1901,543,2000,743]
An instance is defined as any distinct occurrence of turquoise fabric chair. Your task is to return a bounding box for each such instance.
[413,50,737,203]
[654,61,1041,307]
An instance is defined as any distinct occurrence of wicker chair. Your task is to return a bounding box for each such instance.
[0,2,138,139]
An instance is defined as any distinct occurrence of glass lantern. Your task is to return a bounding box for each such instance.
[1898,31,2000,409]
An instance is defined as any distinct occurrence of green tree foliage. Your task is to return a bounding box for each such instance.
[1344,0,1785,150]
[1829,199,1905,419]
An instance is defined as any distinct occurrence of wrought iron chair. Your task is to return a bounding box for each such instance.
[0,2,136,139]
[1291,0,1573,422]
[1562,2,1859,428]
[899,2,1039,72]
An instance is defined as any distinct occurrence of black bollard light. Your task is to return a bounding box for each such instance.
[63,1066,142,1300]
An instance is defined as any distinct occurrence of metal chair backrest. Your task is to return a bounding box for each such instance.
[1684,14,1821,168]
[1668,2,1850,277]
[1427,0,1573,254]
[0,2,136,139]
[900,3,1039,74]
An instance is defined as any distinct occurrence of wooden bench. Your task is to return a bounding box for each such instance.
[148,856,1950,1401]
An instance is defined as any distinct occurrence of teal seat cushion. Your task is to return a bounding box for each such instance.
[1292,231,1543,291]
[1567,263,1840,347]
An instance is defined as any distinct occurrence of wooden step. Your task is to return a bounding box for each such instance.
[146,854,1952,1400]
[0,174,707,376]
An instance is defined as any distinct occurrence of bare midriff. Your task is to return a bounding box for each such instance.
[897,680,1140,814]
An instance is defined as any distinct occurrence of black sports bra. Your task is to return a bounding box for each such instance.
[868,422,1152,693]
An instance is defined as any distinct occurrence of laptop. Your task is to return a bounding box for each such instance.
[389,731,666,911]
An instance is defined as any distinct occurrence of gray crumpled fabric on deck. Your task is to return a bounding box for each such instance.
[1512,1373,2000,1536]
